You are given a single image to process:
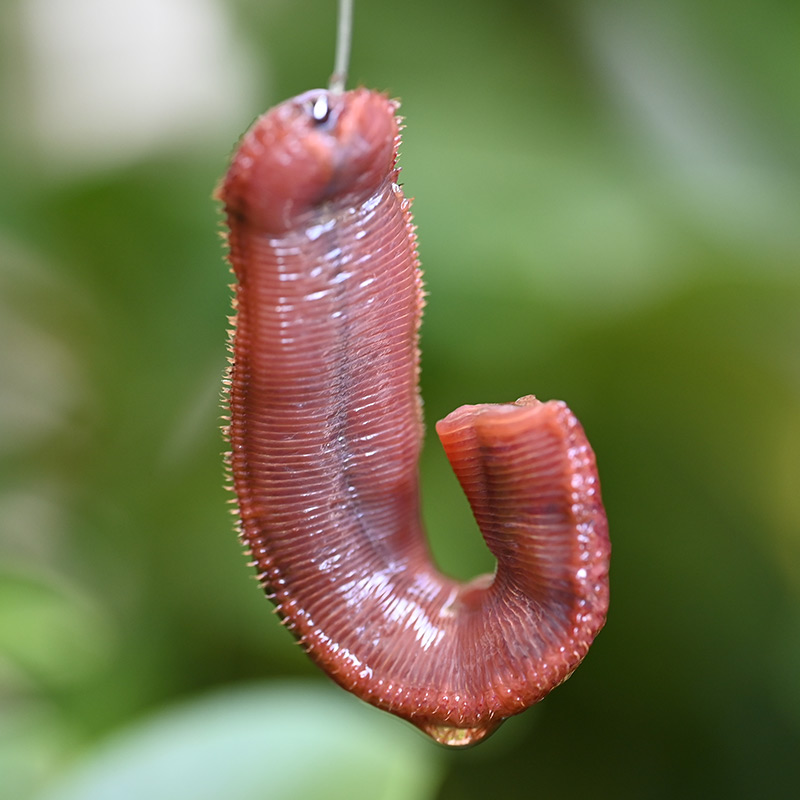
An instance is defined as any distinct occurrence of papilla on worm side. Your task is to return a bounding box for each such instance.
[216,87,610,748]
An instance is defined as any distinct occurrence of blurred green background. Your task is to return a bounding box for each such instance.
[1,0,799,797]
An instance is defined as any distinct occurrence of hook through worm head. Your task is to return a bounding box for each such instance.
[312,93,331,123]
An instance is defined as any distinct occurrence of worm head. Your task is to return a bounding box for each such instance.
[220,88,398,233]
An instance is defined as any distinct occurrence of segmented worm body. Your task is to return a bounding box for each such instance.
[219,88,610,747]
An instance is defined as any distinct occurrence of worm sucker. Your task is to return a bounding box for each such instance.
[218,88,610,747]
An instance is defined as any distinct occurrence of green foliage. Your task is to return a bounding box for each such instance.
[1,1,798,798]
[37,683,442,800]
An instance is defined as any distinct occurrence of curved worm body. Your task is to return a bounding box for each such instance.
[219,88,610,747]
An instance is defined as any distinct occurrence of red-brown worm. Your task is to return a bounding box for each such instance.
[218,88,610,747]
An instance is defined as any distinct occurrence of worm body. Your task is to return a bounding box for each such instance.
[219,88,610,747]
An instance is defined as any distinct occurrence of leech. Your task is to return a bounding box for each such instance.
[217,87,610,747]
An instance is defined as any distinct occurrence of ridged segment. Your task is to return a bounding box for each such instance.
[220,89,610,747]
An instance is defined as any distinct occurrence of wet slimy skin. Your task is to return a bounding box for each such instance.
[218,88,610,747]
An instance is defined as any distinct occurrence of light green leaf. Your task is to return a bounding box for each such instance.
[37,682,443,800]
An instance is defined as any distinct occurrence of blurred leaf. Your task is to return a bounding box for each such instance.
[0,689,71,800]
[0,571,112,686]
[37,682,443,800]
